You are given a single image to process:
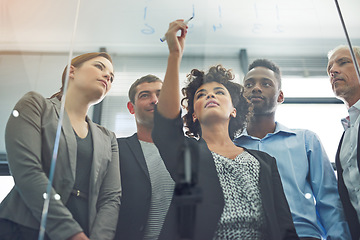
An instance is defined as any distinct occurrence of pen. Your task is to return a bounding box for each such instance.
[160,16,194,42]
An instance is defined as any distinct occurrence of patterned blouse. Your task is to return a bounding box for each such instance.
[211,151,266,240]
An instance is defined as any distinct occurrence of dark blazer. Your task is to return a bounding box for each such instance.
[115,134,152,240]
[152,109,299,240]
[335,123,360,240]
[0,92,121,240]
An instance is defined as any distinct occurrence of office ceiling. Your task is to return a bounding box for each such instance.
[1,0,360,57]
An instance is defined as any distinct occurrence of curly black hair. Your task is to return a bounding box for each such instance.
[181,64,252,140]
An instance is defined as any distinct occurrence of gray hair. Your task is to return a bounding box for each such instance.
[327,45,360,59]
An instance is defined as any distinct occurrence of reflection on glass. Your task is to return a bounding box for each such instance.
[0,177,14,203]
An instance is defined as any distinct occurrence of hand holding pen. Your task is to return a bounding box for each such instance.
[164,19,190,56]
[160,16,193,42]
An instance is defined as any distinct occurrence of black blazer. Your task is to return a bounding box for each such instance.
[152,109,299,240]
[114,134,152,240]
[335,123,360,240]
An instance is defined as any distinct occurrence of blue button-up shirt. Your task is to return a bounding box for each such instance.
[234,122,351,239]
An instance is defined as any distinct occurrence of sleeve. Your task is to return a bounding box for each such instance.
[5,92,83,240]
[152,106,186,182]
[90,131,121,240]
[306,130,351,239]
[269,155,300,240]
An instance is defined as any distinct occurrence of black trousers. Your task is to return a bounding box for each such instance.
[0,218,50,240]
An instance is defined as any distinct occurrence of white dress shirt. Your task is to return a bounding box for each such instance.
[340,99,360,223]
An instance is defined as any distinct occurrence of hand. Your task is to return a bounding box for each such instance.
[165,19,188,56]
[67,232,89,240]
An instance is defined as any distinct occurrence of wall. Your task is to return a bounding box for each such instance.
[0,54,67,152]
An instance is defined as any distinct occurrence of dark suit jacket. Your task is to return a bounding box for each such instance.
[115,134,152,240]
[335,123,360,240]
[0,92,121,240]
[152,109,299,240]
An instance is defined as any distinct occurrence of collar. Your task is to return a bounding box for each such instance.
[341,116,351,130]
[341,99,360,130]
[239,122,296,139]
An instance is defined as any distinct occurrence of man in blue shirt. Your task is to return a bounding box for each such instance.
[327,45,360,240]
[234,59,350,239]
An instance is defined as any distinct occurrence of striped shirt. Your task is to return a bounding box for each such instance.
[140,140,175,240]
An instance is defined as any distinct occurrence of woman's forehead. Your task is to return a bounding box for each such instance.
[197,81,225,91]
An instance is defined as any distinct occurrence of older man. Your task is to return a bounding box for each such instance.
[327,45,360,240]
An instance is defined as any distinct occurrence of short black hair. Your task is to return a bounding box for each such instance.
[248,59,282,89]
[128,74,162,103]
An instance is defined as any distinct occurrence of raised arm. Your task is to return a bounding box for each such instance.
[157,20,188,119]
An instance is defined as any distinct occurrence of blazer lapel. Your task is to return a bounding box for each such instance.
[50,97,77,181]
[335,132,345,174]
[336,121,360,175]
[88,117,110,187]
[127,134,150,179]
[257,155,272,216]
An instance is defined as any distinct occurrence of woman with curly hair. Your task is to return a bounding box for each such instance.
[152,20,298,240]
[181,66,251,141]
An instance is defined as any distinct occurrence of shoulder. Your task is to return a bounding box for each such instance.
[88,119,117,141]
[245,148,276,165]
[117,133,138,144]
[17,91,47,107]
[290,128,322,145]
[22,91,44,99]
[284,125,318,137]
[245,148,273,158]
[12,91,53,117]
[280,124,321,142]
[277,122,321,143]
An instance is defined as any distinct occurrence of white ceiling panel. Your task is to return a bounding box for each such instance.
[1,0,360,56]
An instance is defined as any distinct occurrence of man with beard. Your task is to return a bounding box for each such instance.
[114,75,174,240]
[234,59,350,240]
[327,45,360,240]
